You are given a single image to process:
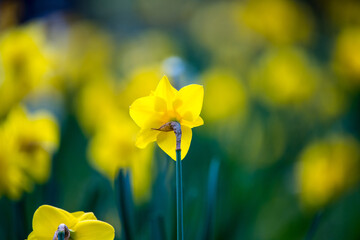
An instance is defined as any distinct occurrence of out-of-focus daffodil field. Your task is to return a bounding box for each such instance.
[1,0,360,239]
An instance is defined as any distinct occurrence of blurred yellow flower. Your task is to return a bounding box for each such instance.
[239,0,314,45]
[0,126,31,199]
[49,21,113,91]
[201,68,247,122]
[76,76,120,135]
[297,136,360,209]
[77,77,155,203]
[0,22,52,116]
[88,114,154,203]
[250,48,318,107]
[5,106,59,182]
[130,76,204,160]
[333,27,360,87]
[27,205,114,240]
[0,106,59,199]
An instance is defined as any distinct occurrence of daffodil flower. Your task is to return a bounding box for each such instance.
[0,106,59,200]
[129,76,204,160]
[27,205,115,240]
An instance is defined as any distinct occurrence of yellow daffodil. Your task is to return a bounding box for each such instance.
[27,205,115,240]
[297,136,360,209]
[250,47,318,107]
[333,27,360,87]
[88,115,154,203]
[129,76,204,160]
[0,22,52,117]
[76,77,120,135]
[76,78,154,203]
[0,106,59,200]
[5,106,59,183]
[48,21,113,91]
[0,126,31,199]
[201,68,247,122]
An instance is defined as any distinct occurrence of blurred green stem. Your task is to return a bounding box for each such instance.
[12,197,27,240]
[305,210,322,240]
[152,215,167,240]
[176,149,184,240]
[202,158,220,240]
[115,169,135,240]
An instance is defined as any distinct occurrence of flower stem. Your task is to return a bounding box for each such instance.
[202,158,220,240]
[115,169,135,240]
[305,210,323,240]
[176,149,183,240]
[156,121,183,239]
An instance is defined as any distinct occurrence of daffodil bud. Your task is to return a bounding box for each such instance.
[53,223,70,240]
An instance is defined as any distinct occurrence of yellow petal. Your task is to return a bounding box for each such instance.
[153,76,178,105]
[27,232,49,240]
[73,220,115,240]
[71,211,85,218]
[156,126,192,160]
[23,150,51,184]
[78,212,97,221]
[176,84,204,121]
[31,205,77,238]
[31,115,59,153]
[129,95,165,129]
[71,211,97,221]
[181,116,204,128]
[27,231,38,240]
[135,128,160,148]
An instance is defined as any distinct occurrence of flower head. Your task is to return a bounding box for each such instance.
[0,22,52,117]
[27,205,115,240]
[201,68,247,122]
[88,114,154,203]
[297,136,360,209]
[129,76,204,160]
[333,27,360,87]
[0,106,59,199]
[250,47,318,107]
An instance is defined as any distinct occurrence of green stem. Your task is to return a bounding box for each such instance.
[305,210,323,240]
[203,158,220,240]
[176,149,183,240]
[115,169,134,240]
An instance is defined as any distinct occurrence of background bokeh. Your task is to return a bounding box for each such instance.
[0,0,360,239]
